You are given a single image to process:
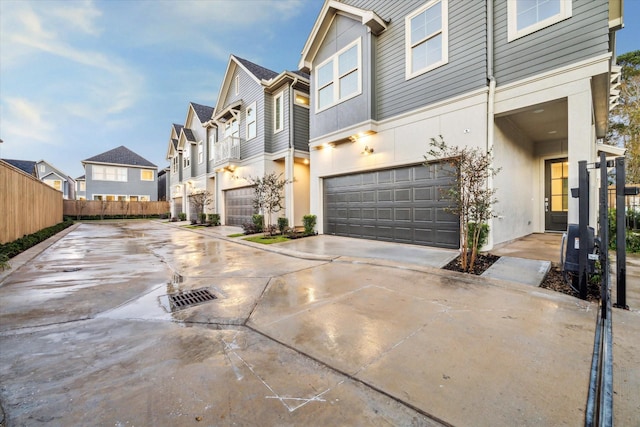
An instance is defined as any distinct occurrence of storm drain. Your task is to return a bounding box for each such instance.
[168,288,217,311]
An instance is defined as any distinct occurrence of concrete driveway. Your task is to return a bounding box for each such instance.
[0,221,637,426]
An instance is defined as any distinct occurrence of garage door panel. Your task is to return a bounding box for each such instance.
[225,187,256,226]
[324,164,460,249]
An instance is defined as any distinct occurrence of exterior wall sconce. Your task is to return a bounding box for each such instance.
[361,146,374,155]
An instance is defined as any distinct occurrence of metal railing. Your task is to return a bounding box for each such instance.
[213,136,241,164]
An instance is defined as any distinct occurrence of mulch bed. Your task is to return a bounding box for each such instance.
[443,253,601,302]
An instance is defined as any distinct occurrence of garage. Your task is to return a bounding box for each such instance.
[323,163,459,249]
[225,186,256,226]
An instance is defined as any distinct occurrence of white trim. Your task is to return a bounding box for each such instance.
[294,90,310,108]
[274,91,284,134]
[507,0,572,42]
[235,75,240,95]
[405,0,448,80]
[208,133,217,161]
[315,37,362,113]
[140,169,155,181]
[246,101,257,140]
[197,140,204,164]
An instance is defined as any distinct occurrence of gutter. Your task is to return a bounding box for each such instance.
[486,0,496,251]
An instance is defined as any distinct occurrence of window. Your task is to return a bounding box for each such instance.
[405,0,448,80]
[246,102,257,140]
[141,169,154,181]
[77,181,86,191]
[316,38,362,111]
[172,156,178,173]
[93,195,103,201]
[235,75,240,95]
[92,166,127,182]
[39,164,45,173]
[45,179,62,191]
[274,92,284,133]
[183,147,190,168]
[294,91,310,108]
[550,161,569,212]
[209,133,217,160]
[225,118,239,138]
[130,196,139,201]
[508,0,571,41]
[198,141,204,164]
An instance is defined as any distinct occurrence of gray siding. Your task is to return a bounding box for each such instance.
[494,1,609,85]
[293,103,310,152]
[85,164,158,201]
[371,0,487,120]
[310,14,371,140]
[269,86,291,153]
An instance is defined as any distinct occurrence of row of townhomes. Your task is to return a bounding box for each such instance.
[2,159,76,200]
[167,0,624,250]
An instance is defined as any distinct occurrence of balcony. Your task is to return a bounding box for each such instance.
[213,136,241,170]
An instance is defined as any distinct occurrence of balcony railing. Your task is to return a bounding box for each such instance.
[213,136,241,165]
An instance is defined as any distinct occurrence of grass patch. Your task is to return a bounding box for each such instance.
[244,235,290,244]
[228,233,245,238]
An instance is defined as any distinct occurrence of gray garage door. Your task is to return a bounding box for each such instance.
[323,163,459,249]
[225,186,256,226]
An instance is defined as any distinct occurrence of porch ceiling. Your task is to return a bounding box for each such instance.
[497,99,568,143]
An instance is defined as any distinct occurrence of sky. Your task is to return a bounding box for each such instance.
[0,0,639,180]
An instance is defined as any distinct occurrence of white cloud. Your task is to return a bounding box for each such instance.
[2,97,56,144]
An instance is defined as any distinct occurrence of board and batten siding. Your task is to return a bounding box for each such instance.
[293,103,310,152]
[310,14,372,140]
[493,0,609,85]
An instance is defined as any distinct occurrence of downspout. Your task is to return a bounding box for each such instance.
[486,0,496,250]
[287,77,299,226]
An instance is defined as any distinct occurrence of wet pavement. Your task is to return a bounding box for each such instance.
[0,221,638,426]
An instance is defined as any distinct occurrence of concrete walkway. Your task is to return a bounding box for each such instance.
[0,221,637,426]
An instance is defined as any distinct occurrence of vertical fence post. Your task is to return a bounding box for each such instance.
[615,156,628,309]
[578,160,589,300]
[598,153,609,319]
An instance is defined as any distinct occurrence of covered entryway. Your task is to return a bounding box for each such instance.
[225,186,256,226]
[323,164,459,249]
[544,158,569,231]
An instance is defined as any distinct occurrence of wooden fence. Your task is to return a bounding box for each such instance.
[63,200,170,218]
[1,160,64,244]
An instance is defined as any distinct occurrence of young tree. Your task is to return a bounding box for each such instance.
[608,50,640,183]
[189,190,214,223]
[426,136,500,272]
[247,172,290,234]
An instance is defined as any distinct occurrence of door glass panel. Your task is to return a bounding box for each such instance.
[550,160,568,212]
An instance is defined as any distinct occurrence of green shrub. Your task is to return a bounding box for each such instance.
[0,253,10,271]
[208,213,221,226]
[252,214,264,233]
[178,213,187,221]
[302,214,317,235]
[277,217,289,233]
[467,222,489,251]
[199,213,207,224]
[0,219,74,260]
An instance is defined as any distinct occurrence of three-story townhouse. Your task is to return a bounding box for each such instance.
[210,55,311,227]
[300,0,623,249]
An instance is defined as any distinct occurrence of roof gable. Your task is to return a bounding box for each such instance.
[299,0,387,72]
[83,145,156,168]
[190,102,214,124]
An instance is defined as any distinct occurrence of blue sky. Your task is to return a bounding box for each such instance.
[0,0,638,180]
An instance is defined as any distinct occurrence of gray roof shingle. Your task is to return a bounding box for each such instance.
[182,128,196,142]
[172,123,183,136]
[2,159,37,175]
[234,56,279,81]
[191,102,214,123]
[83,146,156,168]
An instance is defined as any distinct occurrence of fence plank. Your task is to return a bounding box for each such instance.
[1,161,63,244]
[63,200,170,218]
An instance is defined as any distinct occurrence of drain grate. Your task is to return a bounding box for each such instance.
[168,288,217,311]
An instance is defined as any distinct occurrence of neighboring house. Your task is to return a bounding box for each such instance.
[157,167,170,201]
[75,175,86,200]
[82,146,158,201]
[299,0,624,249]
[2,159,37,177]
[36,160,76,200]
[166,57,311,226]
[3,158,76,199]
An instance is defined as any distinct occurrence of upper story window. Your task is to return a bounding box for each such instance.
[172,156,178,173]
[198,141,204,163]
[235,75,240,95]
[77,181,86,191]
[39,164,45,173]
[405,0,448,80]
[141,169,154,181]
[316,38,361,112]
[274,92,284,133]
[246,102,257,140]
[208,133,216,160]
[183,147,190,168]
[45,179,62,191]
[92,166,127,182]
[294,91,310,108]
[225,118,239,139]
[508,0,572,42]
